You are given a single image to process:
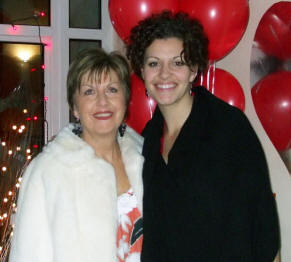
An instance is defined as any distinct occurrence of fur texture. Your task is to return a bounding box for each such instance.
[9,124,144,262]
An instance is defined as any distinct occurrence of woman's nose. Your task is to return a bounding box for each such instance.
[96,91,108,105]
[159,63,171,79]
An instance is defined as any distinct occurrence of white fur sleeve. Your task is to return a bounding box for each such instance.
[9,160,53,262]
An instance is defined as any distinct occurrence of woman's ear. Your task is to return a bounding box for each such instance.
[190,65,198,83]
[73,105,80,120]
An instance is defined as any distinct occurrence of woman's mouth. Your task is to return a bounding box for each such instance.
[93,111,113,120]
[156,83,176,90]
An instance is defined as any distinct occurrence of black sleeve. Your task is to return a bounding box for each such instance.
[232,109,280,261]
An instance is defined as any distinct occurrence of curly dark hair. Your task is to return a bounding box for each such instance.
[126,10,209,79]
[126,10,209,78]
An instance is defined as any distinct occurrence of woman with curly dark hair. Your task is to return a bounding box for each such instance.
[126,10,280,262]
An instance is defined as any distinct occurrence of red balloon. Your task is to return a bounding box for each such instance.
[197,67,245,111]
[126,74,157,134]
[254,2,291,60]
[252,71,291,152]
[179,0,249,61]
[108,0,179,42]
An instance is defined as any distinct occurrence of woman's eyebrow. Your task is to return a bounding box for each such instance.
[144,56,159,60]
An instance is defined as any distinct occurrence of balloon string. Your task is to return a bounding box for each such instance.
[207,61,216,94]
[200,72,203,86]
[212,61,216,94]
[207,64,210,91]
[148,98,154,118]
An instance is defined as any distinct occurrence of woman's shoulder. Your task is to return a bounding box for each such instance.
[194,85,249,125]
[121,125,144,153]
[125,125,143,144]
[29,124,96,170]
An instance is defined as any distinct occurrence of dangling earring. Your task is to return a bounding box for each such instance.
[72,118,82,136]
[118,123,127,137]
[189,84,194,96]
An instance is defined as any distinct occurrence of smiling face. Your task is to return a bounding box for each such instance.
[73,69,126,142]
[142,37,197,109]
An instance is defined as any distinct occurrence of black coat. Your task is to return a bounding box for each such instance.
[141,86,280,262]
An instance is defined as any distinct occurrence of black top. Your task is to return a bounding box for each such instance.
[141,86,280,262]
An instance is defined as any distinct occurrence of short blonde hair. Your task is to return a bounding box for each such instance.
[67,48,131,111]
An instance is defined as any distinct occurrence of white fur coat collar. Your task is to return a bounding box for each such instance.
[9,124,144,262]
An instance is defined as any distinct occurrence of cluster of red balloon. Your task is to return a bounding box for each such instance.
[109,0,249,132]
[109,0,249,60]
[251,2,291,153]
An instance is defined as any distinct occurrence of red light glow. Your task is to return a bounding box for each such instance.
[7,25,20,35]
[43,38,52,51]
[33,116,38,121]
[40,12,46,17]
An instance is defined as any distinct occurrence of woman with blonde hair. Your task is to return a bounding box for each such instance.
[9,48,144,262]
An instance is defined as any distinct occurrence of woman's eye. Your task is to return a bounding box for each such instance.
[84,89,94,95]
[108,86,118,93]
[174,60,185,66]
[148,61,159,68]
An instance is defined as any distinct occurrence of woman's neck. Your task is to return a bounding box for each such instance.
[82,132,121,164]
[159,95,194,136]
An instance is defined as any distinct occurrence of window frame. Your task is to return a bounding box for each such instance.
[0,0,115,142]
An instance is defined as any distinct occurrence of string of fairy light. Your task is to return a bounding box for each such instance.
[0,112,46,260]
[0,108,38,255]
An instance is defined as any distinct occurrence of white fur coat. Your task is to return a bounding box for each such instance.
[9,124,144,262]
